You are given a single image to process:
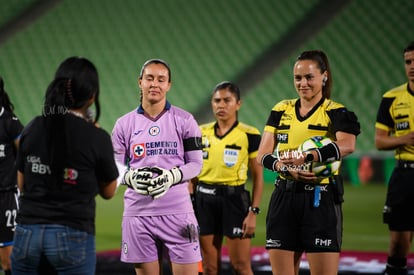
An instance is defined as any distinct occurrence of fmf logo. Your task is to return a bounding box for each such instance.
[232,227,243,237]
[396,121,409,130]
[277,133,288,143]
[315,238,332,247]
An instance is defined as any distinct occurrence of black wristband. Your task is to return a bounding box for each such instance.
[315,142,341,162]
[248,206,261,215]
[261,153,278,171]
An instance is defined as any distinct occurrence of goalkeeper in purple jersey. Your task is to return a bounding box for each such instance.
[112,59,203,275]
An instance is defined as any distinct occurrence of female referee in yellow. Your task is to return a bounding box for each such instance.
[190,81,264,275]
[257,50,360,275]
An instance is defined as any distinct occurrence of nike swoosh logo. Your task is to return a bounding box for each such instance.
[134,130,143,135]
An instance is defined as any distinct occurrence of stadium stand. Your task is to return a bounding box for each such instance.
[2,0,410,153]
[239,0,414,152]
[0,0,38,27]
[0,0,319,131]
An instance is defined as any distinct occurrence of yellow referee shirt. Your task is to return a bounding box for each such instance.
[198,121,261,186]
[376,83,414,161]
[264,97,360,183]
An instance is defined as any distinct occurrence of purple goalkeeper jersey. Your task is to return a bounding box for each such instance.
[112,102,202,216]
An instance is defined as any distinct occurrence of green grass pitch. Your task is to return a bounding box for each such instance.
[95,182,390,252]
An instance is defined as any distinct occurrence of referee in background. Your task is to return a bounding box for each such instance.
[375,41,414,275]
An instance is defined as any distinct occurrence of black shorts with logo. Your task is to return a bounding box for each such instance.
[266,177,343,253]
[383,163,414,231]
[0,190,18,246]
[195,182,251,238]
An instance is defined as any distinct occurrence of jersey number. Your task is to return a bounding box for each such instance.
[5,209,17,228]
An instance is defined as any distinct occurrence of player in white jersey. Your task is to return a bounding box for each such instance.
[112,59,203,275]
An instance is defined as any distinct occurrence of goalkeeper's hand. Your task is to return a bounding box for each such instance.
[123,167,154,195]
[148,167,182,199]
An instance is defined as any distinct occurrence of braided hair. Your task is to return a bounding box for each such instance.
[43,57,100,187]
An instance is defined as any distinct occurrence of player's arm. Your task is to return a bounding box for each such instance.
[314,107,360,162]
[256,131,277,169]
[188,177,198,195]
[305,131,356,162]
[180,135,203,180]
[373,96,414,150]
[257,131,293,175]
[111,122,133,187]
[257,107,284,170]
[243,130,264,237]
[98,179,117,200]
[17,170,24,192]
[375,128,414,150]
[14,139,20,151]
[98,132,121,199]
[334,131,356,158]
[247,132,264,210]
[249,157,264,209]
[188,177,198,211]
[242,157,264,238]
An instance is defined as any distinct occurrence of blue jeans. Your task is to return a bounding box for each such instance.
[11,224,96,275]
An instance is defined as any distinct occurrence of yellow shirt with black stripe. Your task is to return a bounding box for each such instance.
[198,121,261,186]
[375,83,414,161]
[264,97,360,184]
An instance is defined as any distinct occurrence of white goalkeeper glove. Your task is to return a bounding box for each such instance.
[148,167,182,199]
[123,167,155,195]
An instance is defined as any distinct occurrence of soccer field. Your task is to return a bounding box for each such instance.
[95,182,390,252]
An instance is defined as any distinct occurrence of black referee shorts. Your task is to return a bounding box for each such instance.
[195,182,251,238]
[266,178,342,253]
[383,164,414,231]
[0,190,18,246]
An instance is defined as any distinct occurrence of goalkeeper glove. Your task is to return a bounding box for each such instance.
[148,167,182,199]
[123,167,154,195]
